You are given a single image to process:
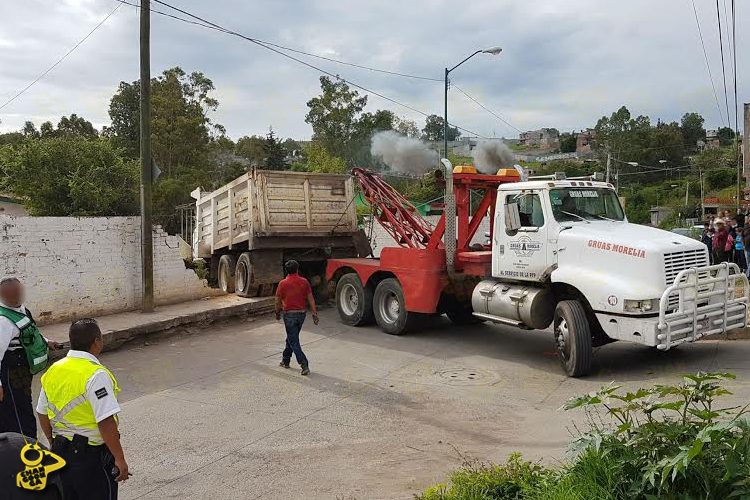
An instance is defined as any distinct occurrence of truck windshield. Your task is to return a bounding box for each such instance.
[550,188,625,222]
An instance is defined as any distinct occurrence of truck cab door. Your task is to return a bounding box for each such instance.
[493,190,549,282]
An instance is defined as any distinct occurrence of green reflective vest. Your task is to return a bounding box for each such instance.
[0,306,48,374]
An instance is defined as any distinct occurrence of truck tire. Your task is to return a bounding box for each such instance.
[444,297,481,325]
[553,300,593,377]
[235,252,258,298]
[373,278,411,335]
[335,273,373,326]
[218,254,237,294]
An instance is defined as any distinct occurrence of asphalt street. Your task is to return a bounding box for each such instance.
[52,309,750,499]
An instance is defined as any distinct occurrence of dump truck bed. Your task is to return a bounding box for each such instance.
[192,169,357,258]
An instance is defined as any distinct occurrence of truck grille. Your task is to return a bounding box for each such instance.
[664,249,709,285]
[664,249,710,310]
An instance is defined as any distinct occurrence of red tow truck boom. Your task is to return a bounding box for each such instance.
[326,164,520,333]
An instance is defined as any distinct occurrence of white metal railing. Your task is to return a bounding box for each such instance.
[657,262,749,350]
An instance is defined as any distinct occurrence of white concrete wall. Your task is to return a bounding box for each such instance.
[366,215,491,257]
[0,216,219,324]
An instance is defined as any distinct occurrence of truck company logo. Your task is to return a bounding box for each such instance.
[510,236,542,257]
[588,239,646,259]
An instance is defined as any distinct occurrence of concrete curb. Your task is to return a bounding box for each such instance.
[48,297,276,359]
[101,298,276,352]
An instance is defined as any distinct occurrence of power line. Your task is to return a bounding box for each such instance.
[690,0,727,126]
[451,84,522,133]
[137,0,441,82]
[617,165,693,177]
[716,0,731,126]
[0,3,122,112]
[117,0,486,138]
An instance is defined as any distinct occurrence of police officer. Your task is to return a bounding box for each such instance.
[0,277,61,438]
[36,318,129,499]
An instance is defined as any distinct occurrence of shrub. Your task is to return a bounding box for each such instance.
[417,372,750,500]
[416,453,555,500]
[563,372,750,499]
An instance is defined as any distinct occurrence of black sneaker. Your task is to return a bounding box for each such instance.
[301,366,310,376]
[280,361,290,369]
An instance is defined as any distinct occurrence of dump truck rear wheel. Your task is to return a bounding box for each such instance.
[218,254,237,294]
[373,278,410,335]
[235,252,254,297]
[335,273,373,326]
[553,300,593,377]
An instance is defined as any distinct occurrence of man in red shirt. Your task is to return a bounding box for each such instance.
[275,260,319,375]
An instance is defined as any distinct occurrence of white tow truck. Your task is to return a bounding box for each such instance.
[327,162,749,376]
[481,174,749,375]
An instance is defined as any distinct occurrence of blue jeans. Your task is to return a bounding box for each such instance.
[282,312,308,367]
[745,249,750,277]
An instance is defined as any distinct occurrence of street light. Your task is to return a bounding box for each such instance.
[444,47,502,158]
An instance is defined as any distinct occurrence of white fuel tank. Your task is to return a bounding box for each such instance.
[471,279,554,330]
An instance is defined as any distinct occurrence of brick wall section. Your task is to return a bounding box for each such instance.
[0,216,219,324]
[366,215,490,257]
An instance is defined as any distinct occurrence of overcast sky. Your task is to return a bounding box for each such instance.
[0,0,747,141]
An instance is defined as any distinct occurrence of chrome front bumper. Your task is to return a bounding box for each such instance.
[657,263,749,350]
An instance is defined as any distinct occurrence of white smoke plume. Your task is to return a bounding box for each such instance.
[370,130,438,175]
[471,139,514,174]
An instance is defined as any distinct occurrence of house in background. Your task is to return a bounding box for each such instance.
[518,128,560,151]
[0,194,28,217]
[576,129,595,153]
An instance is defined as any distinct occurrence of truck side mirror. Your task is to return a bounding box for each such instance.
[505,202,521,232]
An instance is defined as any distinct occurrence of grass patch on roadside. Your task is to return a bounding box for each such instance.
[417,372,750,500]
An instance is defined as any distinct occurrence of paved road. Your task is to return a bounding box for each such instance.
[69,309,750,499]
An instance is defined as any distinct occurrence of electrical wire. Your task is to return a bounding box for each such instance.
[717,0,731,126]
[690,0,727,126]
[118,0,486,139]
[617,165,693,177]
[731,0,740,209]
[149,0,440,81]
[0,3,122,112]
[451,84,522,133]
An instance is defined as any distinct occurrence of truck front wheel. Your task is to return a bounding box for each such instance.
[218,254,237,294]
[373,278,411,335]
[335,273,373,326]
[553,300,593,377]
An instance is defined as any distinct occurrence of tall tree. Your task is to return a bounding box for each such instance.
[593,106,651,162]
[393,116,420,138]
[235,135,266,166]
[421,114,460,142]
[717,126,735,146]
[305,76,367,159]
[107,66,221,176]
[559,133,577,153]
[262,127,288,170]
[107,67,226,232]
[56,114,98,138]
[680,112,706,150]
[22,122,38,138]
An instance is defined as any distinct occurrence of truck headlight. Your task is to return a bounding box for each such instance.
[623,298,659,313]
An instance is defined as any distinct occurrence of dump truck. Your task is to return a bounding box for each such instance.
[326,161,749,377]
[192,169,367,298]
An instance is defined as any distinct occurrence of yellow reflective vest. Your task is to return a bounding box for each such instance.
[40,356,121,446]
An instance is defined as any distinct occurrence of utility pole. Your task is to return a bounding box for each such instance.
[605,151,611,183]
[140,0,154,312]
[700,168,705,220]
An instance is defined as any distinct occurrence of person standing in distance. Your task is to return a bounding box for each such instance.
[275,260,318,375]
[0,277,62,437]
[37,318,129,499]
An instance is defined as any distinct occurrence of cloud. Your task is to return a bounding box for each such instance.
[0,0,746,140]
